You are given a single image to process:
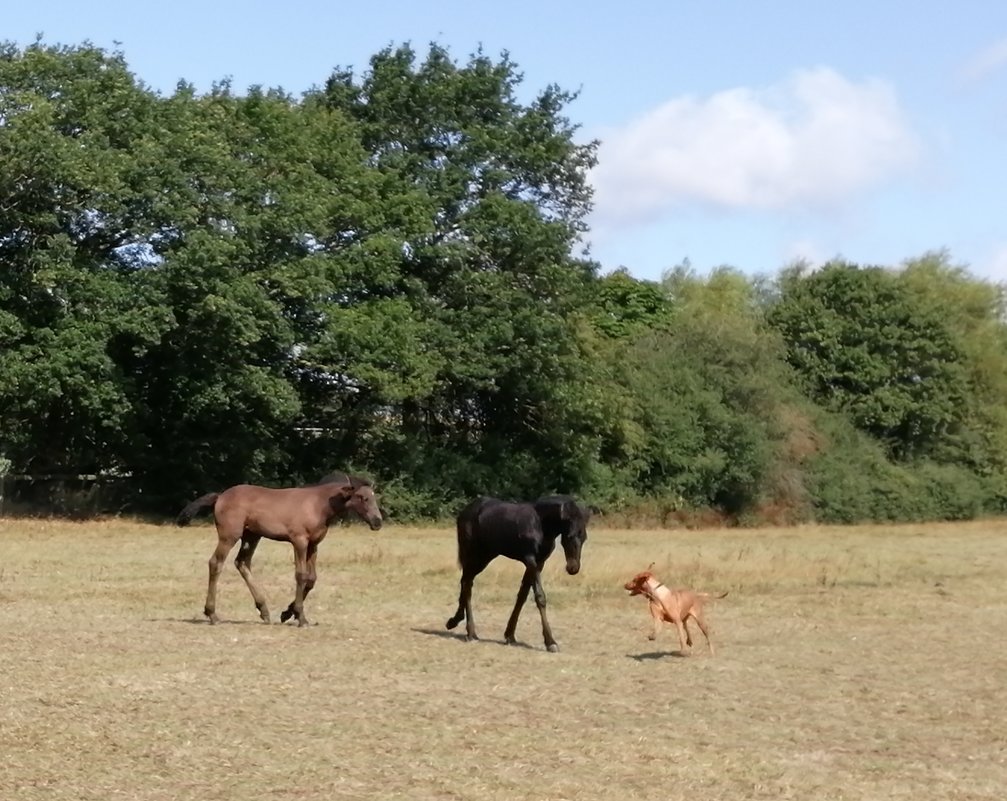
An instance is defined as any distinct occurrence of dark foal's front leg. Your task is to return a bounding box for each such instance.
[531,568,559,652]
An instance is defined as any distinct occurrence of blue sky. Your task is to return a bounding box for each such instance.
[8,1,1007,282]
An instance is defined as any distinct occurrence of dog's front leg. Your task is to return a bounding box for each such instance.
[648,602,663,640]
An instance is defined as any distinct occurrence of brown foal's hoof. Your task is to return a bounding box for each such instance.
[546,643,560,653]
[463,634,479,643]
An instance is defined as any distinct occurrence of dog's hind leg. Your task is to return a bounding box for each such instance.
[691,610,715,656]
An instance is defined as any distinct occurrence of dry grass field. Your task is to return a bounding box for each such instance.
[1,515,1005,800]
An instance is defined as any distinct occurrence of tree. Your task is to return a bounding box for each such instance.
[296,43,602,512]
[592,268,672,339]
[0,40,171,476]
[767,261,968,459]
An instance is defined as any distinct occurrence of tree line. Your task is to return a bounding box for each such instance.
[3,40,1006,523]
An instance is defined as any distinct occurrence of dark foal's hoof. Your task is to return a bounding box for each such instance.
[445,616,461,630]
[546,643,560,653]
[280,608,295,624]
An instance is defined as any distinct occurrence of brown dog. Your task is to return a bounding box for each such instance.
[624,568,727,655]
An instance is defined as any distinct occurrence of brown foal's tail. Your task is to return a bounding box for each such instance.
[175,493,220,526]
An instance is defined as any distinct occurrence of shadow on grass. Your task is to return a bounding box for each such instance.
[150,617,318,627]
[411,627,538,651]
[627,649,689,661]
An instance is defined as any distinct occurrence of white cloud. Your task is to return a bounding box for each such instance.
[958,37,1007,86]
[983,244,1007,283]
[590,68,920,227]
[782,239,827,269]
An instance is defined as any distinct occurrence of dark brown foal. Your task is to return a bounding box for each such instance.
[176,479,382,626]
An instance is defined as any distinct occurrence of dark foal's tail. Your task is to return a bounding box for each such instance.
[455,497,487,567]
[175,493,220,526]
[456,517,472,568]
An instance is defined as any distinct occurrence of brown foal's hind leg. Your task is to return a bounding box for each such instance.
[234,533,270,623]
[204,533,239,625]
[281,542,318,624]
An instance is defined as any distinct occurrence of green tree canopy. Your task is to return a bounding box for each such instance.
[767,261,968,459]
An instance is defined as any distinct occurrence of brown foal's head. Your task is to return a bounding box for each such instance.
[336,484,383,531]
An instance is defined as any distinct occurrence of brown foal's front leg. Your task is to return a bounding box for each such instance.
[289,539,312,627]
[281,543,318,624]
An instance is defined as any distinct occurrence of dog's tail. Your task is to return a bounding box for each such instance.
[699,591,729,600]
[176,492,220,526]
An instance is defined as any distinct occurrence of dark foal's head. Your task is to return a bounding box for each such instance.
[536,496,590,576]
[560,507,589,576]
[333,483,383,530]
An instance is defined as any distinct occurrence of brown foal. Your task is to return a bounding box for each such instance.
[176,479,382,626]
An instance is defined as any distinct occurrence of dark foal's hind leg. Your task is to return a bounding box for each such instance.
[504,568,535,646]
[446,557,490,641]
[281,542,318,624]
[204,534,239,625]
[234,533,270,623]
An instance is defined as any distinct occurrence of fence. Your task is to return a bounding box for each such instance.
[0,474,135,517]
